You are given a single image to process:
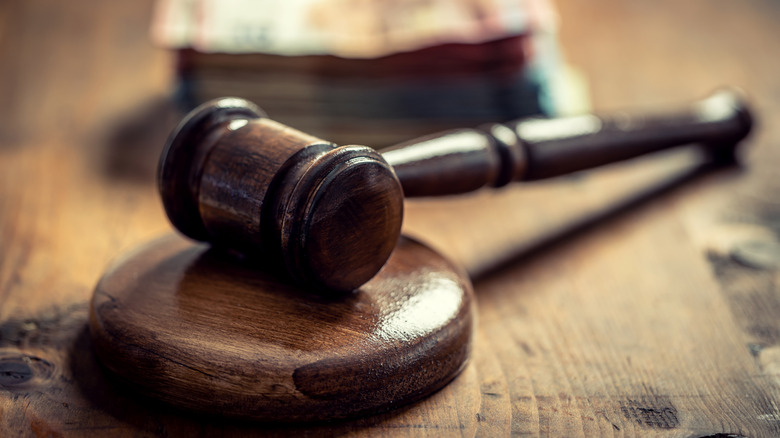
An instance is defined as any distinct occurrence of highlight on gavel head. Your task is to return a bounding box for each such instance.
[158,98,404,292]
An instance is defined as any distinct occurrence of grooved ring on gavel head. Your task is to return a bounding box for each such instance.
[158,97,405,292]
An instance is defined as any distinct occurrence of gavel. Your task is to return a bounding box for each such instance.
[159,90,752,292]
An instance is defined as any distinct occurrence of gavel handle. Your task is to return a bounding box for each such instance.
[381,89,753,197]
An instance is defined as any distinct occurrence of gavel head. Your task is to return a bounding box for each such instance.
[159,98,404,292]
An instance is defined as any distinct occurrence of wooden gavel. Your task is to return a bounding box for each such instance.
[159,90,752,292]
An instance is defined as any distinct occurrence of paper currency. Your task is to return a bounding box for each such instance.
[150,0,585,147]
[152,0,557,58]
[175,35,555,147]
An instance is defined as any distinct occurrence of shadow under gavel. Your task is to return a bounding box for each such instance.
[159,89,752,292]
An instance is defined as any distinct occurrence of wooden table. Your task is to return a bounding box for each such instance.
[2,0,780,436]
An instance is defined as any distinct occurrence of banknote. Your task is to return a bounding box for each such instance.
[152,0,557,58]
[150,0,586,148]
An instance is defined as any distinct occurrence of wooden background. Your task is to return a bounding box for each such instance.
[2,0,780,436]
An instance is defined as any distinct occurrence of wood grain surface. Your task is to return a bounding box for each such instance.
[2,0,780,436]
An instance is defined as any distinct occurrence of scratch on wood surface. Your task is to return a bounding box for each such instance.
[696,434,748,438]
[0,303,87,349]
[706,250,780,351]
[619,397,679,429]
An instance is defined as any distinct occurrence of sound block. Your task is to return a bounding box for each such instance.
[89,234,474,422]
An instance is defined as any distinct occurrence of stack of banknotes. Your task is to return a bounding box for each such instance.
[152,0,585,147]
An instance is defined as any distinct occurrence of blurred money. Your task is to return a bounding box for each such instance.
[152,0,586,147]
[153,0,557,58]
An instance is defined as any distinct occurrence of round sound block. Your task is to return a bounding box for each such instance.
[89,234,474,422]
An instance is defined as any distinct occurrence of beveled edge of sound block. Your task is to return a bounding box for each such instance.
[89,234,474,422]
